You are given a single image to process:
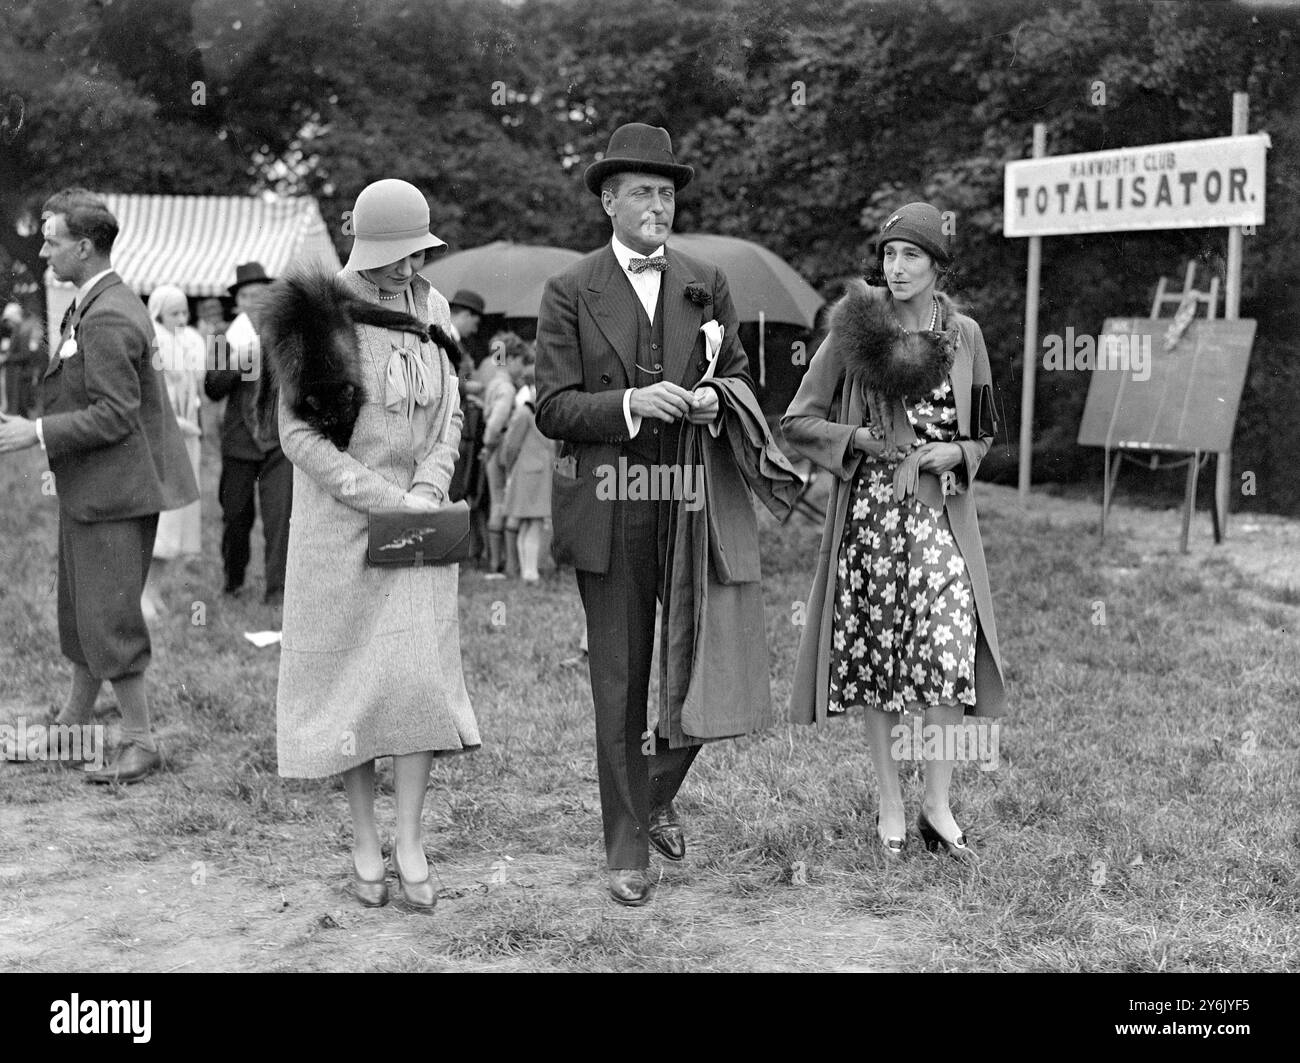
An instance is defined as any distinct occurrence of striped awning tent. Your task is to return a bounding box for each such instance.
[45,193,342,344]
[92,193,342,296]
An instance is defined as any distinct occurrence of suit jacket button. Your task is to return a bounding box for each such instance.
[651,343,660,351]
[654,362,662,371]
[601,373,611,384]
[697,360,706,371]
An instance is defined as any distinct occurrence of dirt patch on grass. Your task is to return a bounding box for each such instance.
[3,443,1297,972]
[0,774,907,972]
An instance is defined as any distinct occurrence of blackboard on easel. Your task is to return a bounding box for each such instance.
[1078,317,1256,549]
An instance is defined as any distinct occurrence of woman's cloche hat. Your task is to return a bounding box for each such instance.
[584,123,695,196]
[876,202,953,267]
[345,179,448,272]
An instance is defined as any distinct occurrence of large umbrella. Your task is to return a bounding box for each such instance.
[669,233,823,329]
[419,241,583,318]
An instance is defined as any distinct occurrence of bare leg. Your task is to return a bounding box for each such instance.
[518,520,541,581]
[865,706,906,842]
[920,702,965,840]
[342,761,384,880]
[393,751,435,882]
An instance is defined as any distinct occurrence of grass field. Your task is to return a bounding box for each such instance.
[2,413,1298,972]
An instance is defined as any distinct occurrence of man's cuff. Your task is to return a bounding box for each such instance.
[622,389,642,439]
[35,418,46,451]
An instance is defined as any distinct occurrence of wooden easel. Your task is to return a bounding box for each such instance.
[1100,262,1223,552]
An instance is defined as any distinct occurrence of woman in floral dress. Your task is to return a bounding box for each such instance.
[783,202,1005,861]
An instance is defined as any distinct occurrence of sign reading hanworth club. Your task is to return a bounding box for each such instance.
[1004,134,1269,237]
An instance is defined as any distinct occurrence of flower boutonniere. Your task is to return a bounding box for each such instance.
[683,282,712,308]
[59,337,78,360]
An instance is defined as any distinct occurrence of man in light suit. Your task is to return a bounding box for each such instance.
[0,188,197,783]
[535,123,754,906]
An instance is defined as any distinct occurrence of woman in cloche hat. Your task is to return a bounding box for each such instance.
[266,178,479,913]
[783,202,1006,863]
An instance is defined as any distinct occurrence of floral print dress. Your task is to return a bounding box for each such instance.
[827,378,977,715]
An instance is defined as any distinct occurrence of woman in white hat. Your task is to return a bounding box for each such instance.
[269,179,479,912]
[142,284,205,620]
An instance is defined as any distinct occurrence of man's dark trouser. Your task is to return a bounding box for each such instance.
[576,481,700,870]
[218,449,292,595]
[58,511,158,679]
[4,360,35,416]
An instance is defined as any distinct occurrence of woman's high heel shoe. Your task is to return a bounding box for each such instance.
[391,843,437,913]
[875,813,906,858]
[917,811,979,862]
[351,854,389,908]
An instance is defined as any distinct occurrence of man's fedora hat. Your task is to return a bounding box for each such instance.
[584,123,694,196]
[344,178,448,273]
[228,261,273,296]
[448,289,485,316]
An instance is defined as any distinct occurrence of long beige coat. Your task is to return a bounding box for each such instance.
[782,290,1006,722]
[275,271,480,778]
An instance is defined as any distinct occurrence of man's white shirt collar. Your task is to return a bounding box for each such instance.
[611,236,665,326]
[611,235,665,272]
[75,269,114,307]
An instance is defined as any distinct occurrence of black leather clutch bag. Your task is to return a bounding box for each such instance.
[366,501,473,567]
[972,383,999,439]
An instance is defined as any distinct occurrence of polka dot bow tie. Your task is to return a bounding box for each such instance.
[628,256,668,274]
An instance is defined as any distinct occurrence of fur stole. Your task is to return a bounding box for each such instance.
[255,271,459,450]
[830,279,957,400]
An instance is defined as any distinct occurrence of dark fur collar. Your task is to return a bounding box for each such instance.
[254,270,458,449]
[831,280,957,399]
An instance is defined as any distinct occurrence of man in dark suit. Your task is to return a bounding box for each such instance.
[204,262,291,604]
[535,123,753,906]
[0,188,197,783]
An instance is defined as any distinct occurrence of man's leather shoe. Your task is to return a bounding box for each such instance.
[608,868,653,907]
[649,804,686,862]
[83,741,163,785]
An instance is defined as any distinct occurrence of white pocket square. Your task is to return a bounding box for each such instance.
[59,338,78,360]
[699,320,724,380]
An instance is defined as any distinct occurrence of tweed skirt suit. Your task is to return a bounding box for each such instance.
[275,270,480,778]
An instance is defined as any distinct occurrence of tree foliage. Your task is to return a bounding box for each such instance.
[2,0,1296,510]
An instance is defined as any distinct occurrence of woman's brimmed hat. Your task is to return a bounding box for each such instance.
[876,202,952,267]
[584,123,694,196]
[345,179,447,272]
[147,284,188,319]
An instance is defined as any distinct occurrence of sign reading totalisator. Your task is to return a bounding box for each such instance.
[1004,134,1269,237]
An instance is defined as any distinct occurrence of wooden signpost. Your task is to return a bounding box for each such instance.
[1005,93,1268,544]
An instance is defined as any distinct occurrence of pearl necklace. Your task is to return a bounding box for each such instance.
[378,290,402,300]
[896,296,939,334]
